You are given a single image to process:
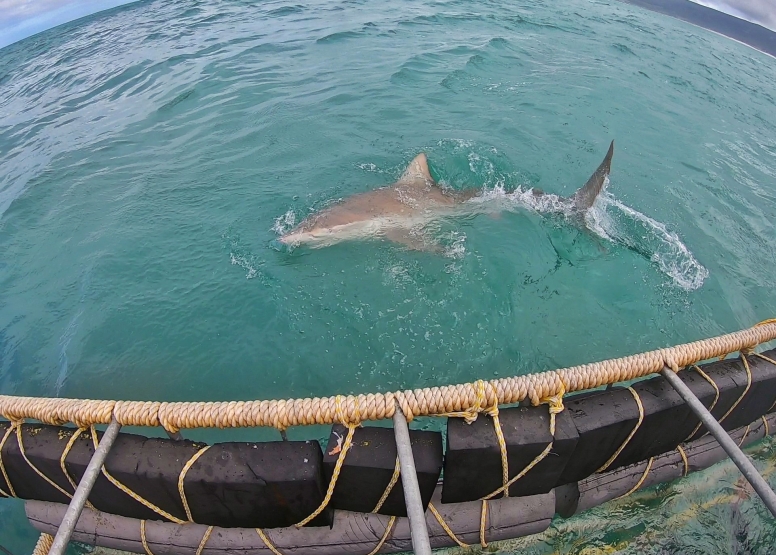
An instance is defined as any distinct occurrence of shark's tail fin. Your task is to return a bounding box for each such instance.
[571,140,614,210]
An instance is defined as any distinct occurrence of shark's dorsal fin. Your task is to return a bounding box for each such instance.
[397,153,436,186]
[571,140,614,210]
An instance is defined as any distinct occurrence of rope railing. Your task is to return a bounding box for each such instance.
[1,321,775,433]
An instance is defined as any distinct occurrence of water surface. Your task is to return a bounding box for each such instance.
[1,0,776,551]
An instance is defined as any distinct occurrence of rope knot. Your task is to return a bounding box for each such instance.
[541,381,566,415]
[334,395,361,428]
[457,380,498,424]
[542,385,566,414]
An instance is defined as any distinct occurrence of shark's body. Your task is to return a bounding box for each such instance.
[280,141,614,250]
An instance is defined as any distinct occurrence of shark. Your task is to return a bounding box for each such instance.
[279,141,614,251]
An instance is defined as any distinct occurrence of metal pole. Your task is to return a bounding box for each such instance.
[392,403,432,555]
[165,429,184,441]
[49,418,122,555]
[661,366,776,517]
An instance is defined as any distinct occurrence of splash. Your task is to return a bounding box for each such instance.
[230,252,259,279]
[444,230,467,260]
[272,210,296,235]
[467,180,708,291]
[586,194,709,291]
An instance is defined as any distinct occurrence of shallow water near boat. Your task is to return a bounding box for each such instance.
[1,0,776,551]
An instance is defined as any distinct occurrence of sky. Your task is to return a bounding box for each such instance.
[0,0,138,49]
[693,0,776,32]
[0,0,774,50]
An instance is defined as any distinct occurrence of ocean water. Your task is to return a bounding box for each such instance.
[1,0,776,552]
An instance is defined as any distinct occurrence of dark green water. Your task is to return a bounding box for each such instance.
[1,0,775,551]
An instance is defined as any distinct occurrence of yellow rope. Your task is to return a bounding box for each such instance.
[428,502,468,548]
[0,422,17,497]
[480,500,489,547]
[178,445,211,522]
[676,445,688,477]
[596,386,644,473]
[763,415,770,437]
[613,457,654,500]
[685,364,720,440]
[59,427,95,510]
[718,353,752,424]
[31,533,53,555]
[372,456,400,513]
[90,426,186,524]
[439,379,494,423]
[296,395,359,528]
[15,425,73,501]
[60,427,84,493]
[442,380,512,499]
[482,386,565,500]
[738,425,751,447]
[195,526,214,555]
[365,516,397,555]
[489,407,509,496]
[2,322,774,430]
[753,352,776,366]
[752,353,776,413]
[256,528,285,555]
[140,520,155,555]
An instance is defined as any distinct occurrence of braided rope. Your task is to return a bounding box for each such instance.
[140,520,155,555]
[428,502,468,548]
[480,500,489,547]
[685,364,720,440]
[483,387,565,500]
[295,395,359,528]
[596,386,644,473]
[256,528,285,555]
[372,457,400,513]
[31,533,53,555]
[195,526,214,555]
[365,516,397,555]
[738,425,751,447]
[676,445,689,477]
[178,445,211,522]
[0,322,772,431]
[14,424,73,501]
[58,427,96,509]
[613,457,654,501]
[753,352,776,367]
[60,427,85,494]
[718,353,752,424]
[90,426,186,524]
[0,422,17,497]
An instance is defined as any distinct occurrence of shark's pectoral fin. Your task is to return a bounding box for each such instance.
[397,153,437,187]
[383,228,443,253]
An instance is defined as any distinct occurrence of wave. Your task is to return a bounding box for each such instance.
[586,193,709,291]
[471,179,708,291]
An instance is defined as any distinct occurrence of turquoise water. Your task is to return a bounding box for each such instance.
[1,0,776,551]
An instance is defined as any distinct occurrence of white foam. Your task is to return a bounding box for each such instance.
[444,230,467,259]
[272,210,296,235]
[466,182,708,291]
[230,252,258,279]
[586,193,709,291]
